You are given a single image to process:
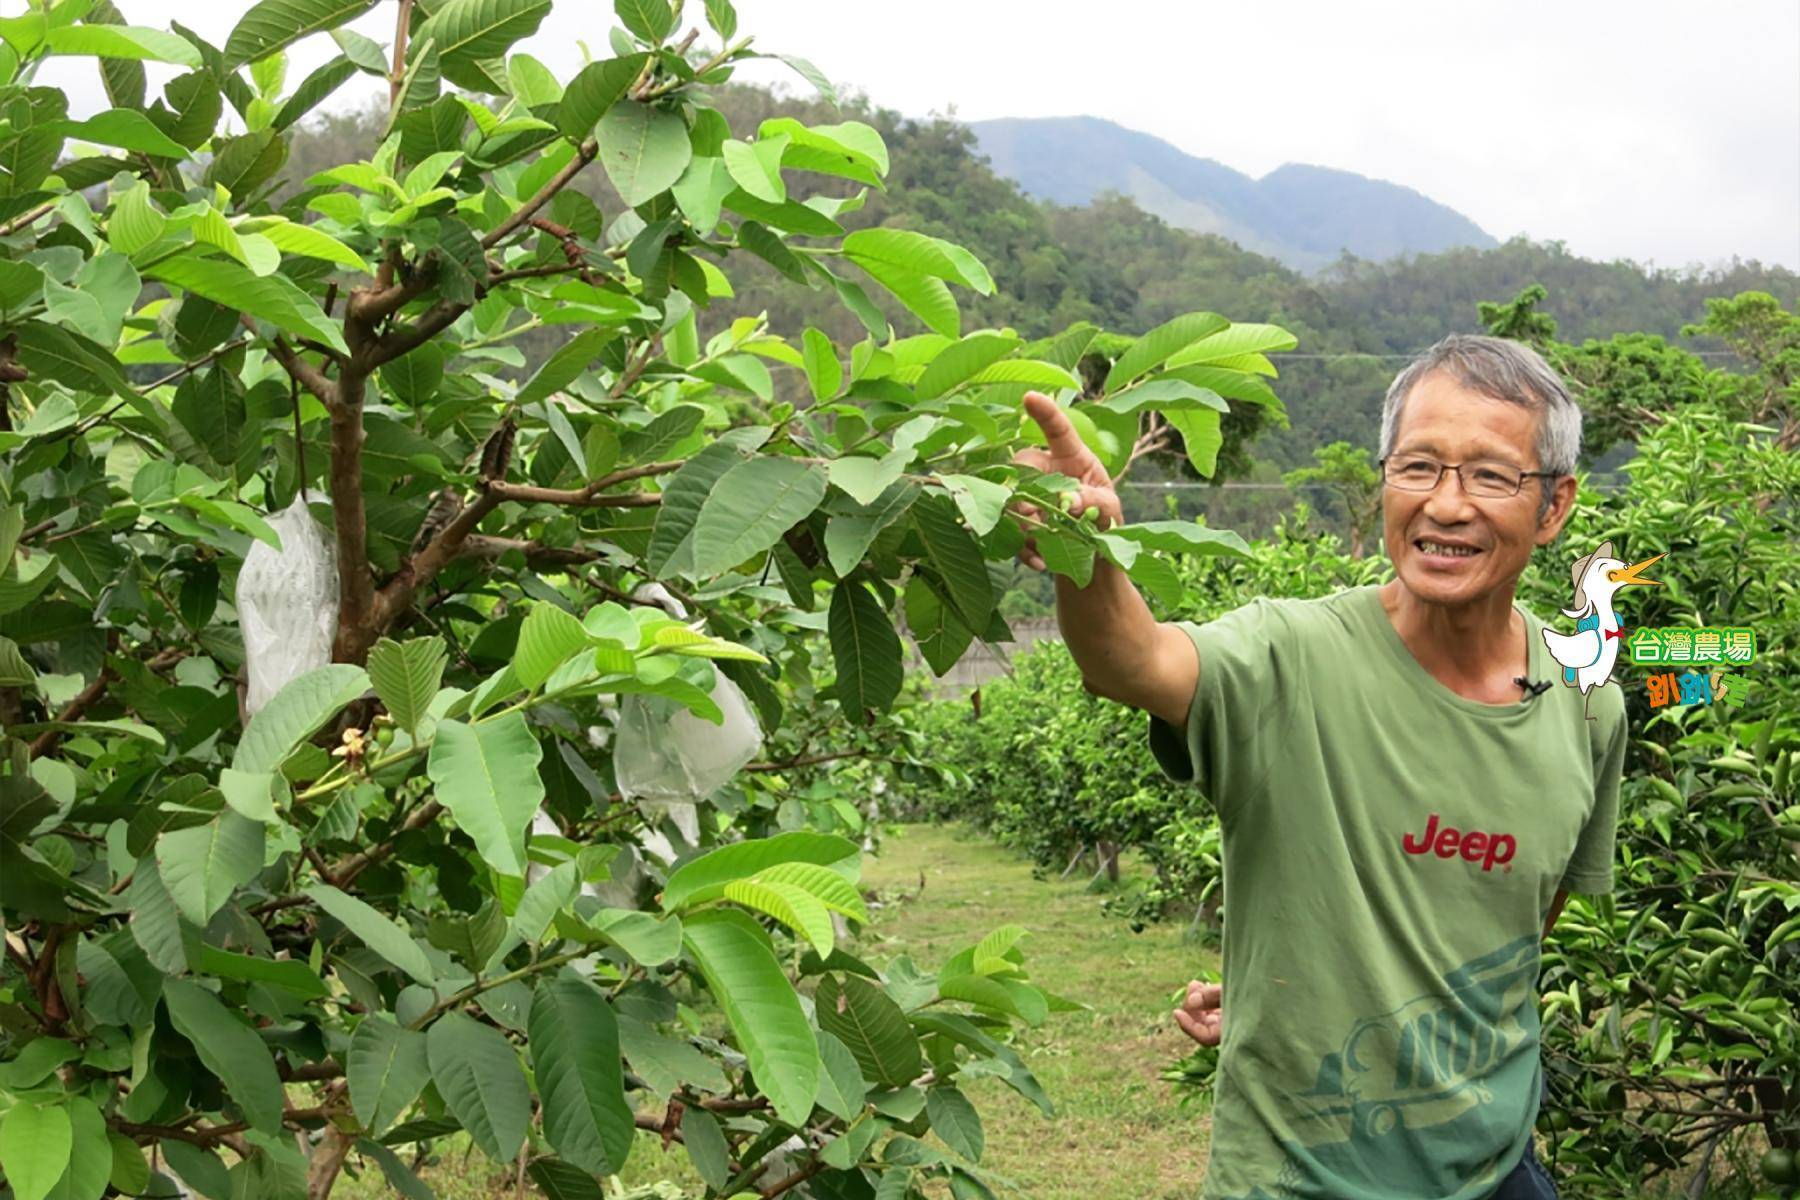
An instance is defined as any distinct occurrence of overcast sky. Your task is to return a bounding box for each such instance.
[37,0,1800,271]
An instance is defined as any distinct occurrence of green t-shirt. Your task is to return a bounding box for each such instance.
[1148,583,1627,1200]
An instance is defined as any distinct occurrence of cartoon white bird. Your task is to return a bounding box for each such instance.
[1540,540,1663,720]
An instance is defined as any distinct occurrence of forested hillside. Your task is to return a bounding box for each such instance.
[286,80,1800,478]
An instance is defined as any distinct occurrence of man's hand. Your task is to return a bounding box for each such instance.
[1010,391,1123,571]
[1173,980,1222,1047]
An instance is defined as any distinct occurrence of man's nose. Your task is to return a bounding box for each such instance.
[1422,466,1478,521]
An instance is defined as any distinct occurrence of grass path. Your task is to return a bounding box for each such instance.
[860,821,1219,1200]
[340,821,1218,1199]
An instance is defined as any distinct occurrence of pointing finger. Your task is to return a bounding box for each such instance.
[1022,391,1093,463]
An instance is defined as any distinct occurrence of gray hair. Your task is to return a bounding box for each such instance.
[1378,334,1581,518]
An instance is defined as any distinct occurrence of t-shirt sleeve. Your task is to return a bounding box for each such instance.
[1561,695,1628,894]
[1145,598,1297,818]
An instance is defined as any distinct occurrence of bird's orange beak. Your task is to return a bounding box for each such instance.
[1607,553,1664,587]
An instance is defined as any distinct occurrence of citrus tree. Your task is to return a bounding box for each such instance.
[0,1,1292,1196]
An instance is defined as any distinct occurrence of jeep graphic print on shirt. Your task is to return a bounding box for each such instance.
[1148,585,1627,1200]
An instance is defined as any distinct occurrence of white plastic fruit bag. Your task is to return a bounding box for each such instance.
[614,673,762,805]
[613,583,763,806]
[237,497,338,714]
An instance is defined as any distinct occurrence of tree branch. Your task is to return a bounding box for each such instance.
[481,138,598,250]
[457,535,603,569]
[247,319,338,409]
[28,666,115,759]
[484,485,661,508]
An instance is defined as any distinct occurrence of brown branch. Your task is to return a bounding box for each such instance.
[742,749,876,773]
[481,138,598,250]
[760,1159,827,1200]
[485,485,661,508]
[488,261,587,287]
[332,800,444,886]
[247,319,338,409]
[387,0,415,111]
[458,535,602,569]
[0,200,56,237]
[28,667,115,759]
[325,370,374,661]
[369,297,468,369]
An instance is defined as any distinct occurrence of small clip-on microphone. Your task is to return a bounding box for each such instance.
[1514,675,1553,700]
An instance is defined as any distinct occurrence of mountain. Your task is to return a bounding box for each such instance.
[968,115,1498,272]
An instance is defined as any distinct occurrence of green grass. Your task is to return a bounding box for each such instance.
[859,821,1219,1200]
[337,821,1218,1199]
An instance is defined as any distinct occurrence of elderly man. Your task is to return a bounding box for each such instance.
[1012,334,1628,1200]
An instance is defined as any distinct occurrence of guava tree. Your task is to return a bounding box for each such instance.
[0,0,1286,1196]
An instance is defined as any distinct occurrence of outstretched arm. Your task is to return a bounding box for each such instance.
[1013,392,1197,728]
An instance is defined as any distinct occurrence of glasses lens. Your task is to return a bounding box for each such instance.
[1464,463,1523,498]
[1385,456,1440,490]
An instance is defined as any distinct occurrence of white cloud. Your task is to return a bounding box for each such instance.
[34,0,1800,270]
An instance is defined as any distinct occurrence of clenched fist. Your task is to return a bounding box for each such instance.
[1010,390,1123,572]
[1173,980,1222,1047]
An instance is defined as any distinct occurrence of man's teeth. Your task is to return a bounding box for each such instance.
[1420,541,1479,557]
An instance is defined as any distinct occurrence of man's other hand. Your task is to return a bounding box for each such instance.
[1174,980,1222,1047]
[1010,390,1124,571]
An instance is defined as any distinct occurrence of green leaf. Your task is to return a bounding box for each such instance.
[48,1096,109,1200]
[516,327,615,407]
[149,252,348,354]
[513,604,589,690]
[752,860,871,923]
[379,343,445,406]
[1104,311,1230,391]
[274,54,359,130]
[691,456,826,576]
[0,635,34,688]
[827,448,911,508]
[801,327,841,402]
[0,1102,70,1200]
[815,972,922,1088]
[52,110,187,157]
[348,1016,431,1137]
[904,576,972,677]
[596,101,692,206]
[306,884,436,984]
[680,909,819,1125]
[661,830,858,912]
[233,664,370,773]
[42,24,201,66]
[858,260,959,337]
[1108,521,1251,558]
[842,228,973,286]
[217,768,279,824]
[224,0,378,66]
[915,333,1020,400]
[613,0,673,43]
[1164,321,1297,367]
[163,979,285,1134]
[1034,528,1094,588]
[366,637,448,738]
[426,1011,531,1163]
[530,973,633,1175]
[925,1086,984,1162]
[155,812,264,925]
[829,578,903,722]
[415,0,551,90]
[555,53,646,140]
[1163,407,1223,478]
[108,180,166,256]
[642,429,768,576]
[824,481,917,579]
[680,1106,731,1191]
[936,974,1048,1026]
[427,714,544,877]
[723,876,837,958]
[721,136,786,204]
[194,945,328,998]
[1097,377,1228,415]
[910,497,993,633]
[934,473,1009,537]
[254,218,373,272]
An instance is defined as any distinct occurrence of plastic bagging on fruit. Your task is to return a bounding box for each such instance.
[612,583,763,808]
[237,497,338,714]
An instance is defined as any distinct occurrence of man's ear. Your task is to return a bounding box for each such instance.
[1535,475,1579,546]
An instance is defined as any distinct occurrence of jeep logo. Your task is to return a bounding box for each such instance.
[1402,814,1516,873]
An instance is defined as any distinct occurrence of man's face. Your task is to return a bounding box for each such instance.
[1381,370,1570,608]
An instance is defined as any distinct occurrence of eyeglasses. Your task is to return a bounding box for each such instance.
[1379,454,1560,499]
